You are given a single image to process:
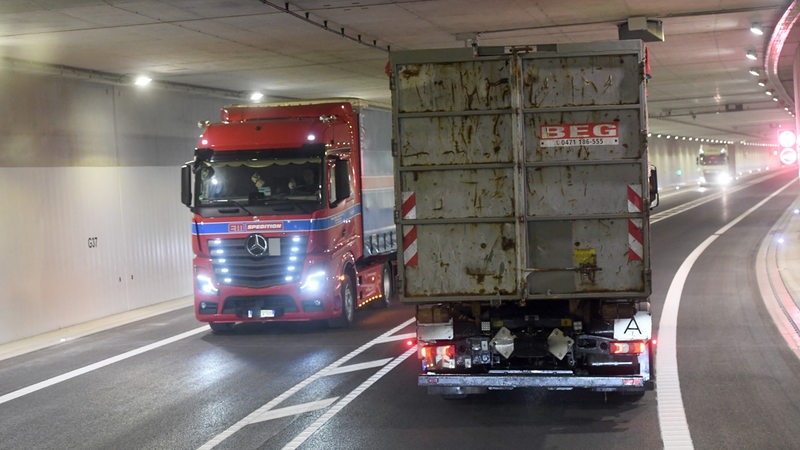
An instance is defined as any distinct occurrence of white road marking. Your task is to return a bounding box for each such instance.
[651,172,776,224]
[197,317,415,450]
[325,358,394,376]
[251,398,339,424]
[0,326,208,406]
[373,331,416,344]
[282,347,417,450]
[657,178,794,449]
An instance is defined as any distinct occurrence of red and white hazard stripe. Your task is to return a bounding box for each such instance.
[627,184,643,213]
[401,191,418,267]
[627,184,644,262]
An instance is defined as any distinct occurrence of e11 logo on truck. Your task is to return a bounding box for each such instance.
[390,40,658,398]
[180,100,397,332]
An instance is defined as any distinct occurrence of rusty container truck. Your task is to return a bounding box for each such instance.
[389,40,658,397]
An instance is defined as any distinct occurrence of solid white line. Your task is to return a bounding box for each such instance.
[282,347,417,450]
[0,325,208,406]
[197,317,415,450]
[251,398,339,424]
[657,178,795,449]
[658,234,716,449]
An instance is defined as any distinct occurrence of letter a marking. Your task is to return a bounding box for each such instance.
[624,316,642,335]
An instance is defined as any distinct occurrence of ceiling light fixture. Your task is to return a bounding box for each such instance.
[750,23,764,35]
[133,75,152,87]
[249,91,264,102]
[746,49,758,60]
[749,68,760,76]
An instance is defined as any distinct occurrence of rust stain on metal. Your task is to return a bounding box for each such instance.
[501,236,515,251]
[400,65,421,79]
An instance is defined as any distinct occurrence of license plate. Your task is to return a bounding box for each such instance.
[259,309,275,318]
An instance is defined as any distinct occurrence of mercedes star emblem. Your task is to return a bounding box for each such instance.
[245,233,269,257]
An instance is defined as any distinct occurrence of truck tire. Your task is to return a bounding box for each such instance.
[328,272,355,328]
[209,322,235,333]
[379,262,394,308]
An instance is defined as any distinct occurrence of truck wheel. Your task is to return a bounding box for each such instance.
[379,262,394,308]
[328,273,355,328]
[209,322,235,333]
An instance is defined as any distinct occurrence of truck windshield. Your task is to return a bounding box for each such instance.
[195,149,324,214]
[698,154,727,166]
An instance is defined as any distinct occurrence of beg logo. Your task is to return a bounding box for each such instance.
[539,122,620,147]
[540,123,618,139]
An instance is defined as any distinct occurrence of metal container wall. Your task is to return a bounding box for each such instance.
[392,41,651,303]
[358,106,397,256]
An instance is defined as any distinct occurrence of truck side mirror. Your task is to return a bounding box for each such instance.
[648,165,659,209]
[181,163,193,207]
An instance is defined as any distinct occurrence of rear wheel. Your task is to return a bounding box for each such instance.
[328,272,355,328]
[379,263,394,308]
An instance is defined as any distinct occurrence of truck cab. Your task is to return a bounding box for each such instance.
[697,146,733,186]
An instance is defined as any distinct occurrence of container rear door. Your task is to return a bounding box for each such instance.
[391,41,651,304]
[520,42,651,299]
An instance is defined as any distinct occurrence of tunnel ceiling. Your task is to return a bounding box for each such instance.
[0,0,797,144]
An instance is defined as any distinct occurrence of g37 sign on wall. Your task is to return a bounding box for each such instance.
[539,122,619,147]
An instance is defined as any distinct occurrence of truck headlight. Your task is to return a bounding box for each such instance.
[196,274,218,294]
[300,270,327,292]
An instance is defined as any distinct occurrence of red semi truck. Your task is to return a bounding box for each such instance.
[180,100,396,332]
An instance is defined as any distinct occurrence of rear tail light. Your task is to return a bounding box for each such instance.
[419,344,456,370]
[610,340,647,355]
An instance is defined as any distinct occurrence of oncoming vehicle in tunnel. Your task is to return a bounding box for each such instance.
[697,144,733,186]
[181,100,396,332]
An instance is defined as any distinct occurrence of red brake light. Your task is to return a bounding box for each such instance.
[610,341,647,354]
[419,344,456,369]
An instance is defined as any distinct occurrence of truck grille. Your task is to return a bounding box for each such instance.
[222,295,298,315]
[208,236,307,289]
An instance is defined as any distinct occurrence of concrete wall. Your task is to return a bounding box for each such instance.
[0,68,226,344]
[0,68,784,345]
